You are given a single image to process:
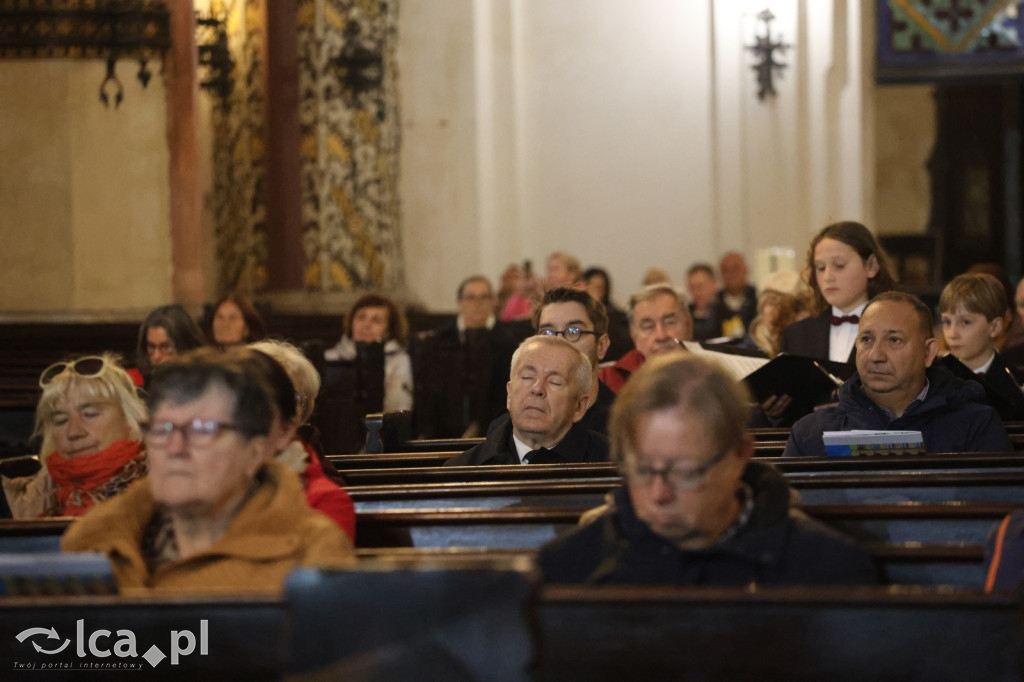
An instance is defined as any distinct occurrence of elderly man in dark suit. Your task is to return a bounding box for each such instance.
[445,335,609,466]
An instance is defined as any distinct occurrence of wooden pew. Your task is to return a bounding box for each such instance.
[534,584,1022,681]
[373,422,1024,455]
[1,579,1015,679]
[0,594,285,679]
[330,446,1024,477]
[344,471,1024,514]
[0,523,997,589]
[2,502,1012,556]
[354,501,1015,548]
[330,451,460,471]
[375,425,797,454]
[350,503,1017,549]
[331,453,1024,486]
[371,424,1024,456]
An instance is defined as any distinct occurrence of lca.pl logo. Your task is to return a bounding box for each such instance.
[13,620,208,670]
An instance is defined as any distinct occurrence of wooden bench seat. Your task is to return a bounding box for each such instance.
[534,584,1021,681]
[329,450,1024,477]
[344,471,1024,513]
[0,594,285,679]
[0,519,996,588]
[1,506,1004,575]
[1,496,1012,557]
[374,422,1024,454]
[0,581,1015,679]
[350,503,1015,548]
[332,453,1024,485]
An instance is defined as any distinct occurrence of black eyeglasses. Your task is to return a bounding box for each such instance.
[628,448,732,492]
[39,356,111,388]
[146,341,175,355]
[538,326,599,343]
[144,419,237,448]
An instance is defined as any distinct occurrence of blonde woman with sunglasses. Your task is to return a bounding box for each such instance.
[1,354,148,518]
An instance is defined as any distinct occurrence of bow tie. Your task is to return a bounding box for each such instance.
[830,314,860,326]
[523,447,561,465]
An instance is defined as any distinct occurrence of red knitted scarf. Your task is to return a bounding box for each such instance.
[45,440,144,516]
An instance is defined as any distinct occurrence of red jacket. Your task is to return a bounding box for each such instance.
[597,349,646,394]
[300,442,356,543]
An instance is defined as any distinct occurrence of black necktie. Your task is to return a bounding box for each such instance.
[830,314,859,326]
[523,447,561,464]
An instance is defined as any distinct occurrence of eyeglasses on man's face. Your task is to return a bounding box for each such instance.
[628,447,732,492]
[538,326,598,343]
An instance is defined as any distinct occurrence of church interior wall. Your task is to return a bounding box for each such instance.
[0,1,933,316]
[399,0,884,310]
[0,60,172,314]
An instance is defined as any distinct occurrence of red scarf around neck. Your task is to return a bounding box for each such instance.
[45,440,144,516]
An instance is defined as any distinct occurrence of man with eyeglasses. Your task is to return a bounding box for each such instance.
[416,275,518,437]
[533,287,615,434]
[537,353,877,585]
[598,284,694,393]
[445,335,609,466]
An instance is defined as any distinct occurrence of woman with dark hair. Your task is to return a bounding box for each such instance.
[324,293,413,412]
[212,293,267,348]
[584,266,633,360]
[583,267,615,310]
[780,221,898,364]
[133,305,206,386]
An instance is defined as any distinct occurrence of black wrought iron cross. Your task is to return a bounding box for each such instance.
[933,0,975,33]
[746,9,791,101]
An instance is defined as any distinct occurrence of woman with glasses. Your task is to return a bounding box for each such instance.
[537,353,877,585]
[1,354,148,518]
[130,304,206,387]
[62,348,353,594]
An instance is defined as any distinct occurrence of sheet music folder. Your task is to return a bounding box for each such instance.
[683,342,853,417]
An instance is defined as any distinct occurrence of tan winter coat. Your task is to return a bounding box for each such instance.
[61,459,354,595]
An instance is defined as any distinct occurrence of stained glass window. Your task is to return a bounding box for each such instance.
[878,0,1024,82]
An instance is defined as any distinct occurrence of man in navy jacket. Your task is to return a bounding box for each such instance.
[784,292,1011,456]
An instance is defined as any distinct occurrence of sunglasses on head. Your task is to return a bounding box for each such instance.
[39,356,111,388]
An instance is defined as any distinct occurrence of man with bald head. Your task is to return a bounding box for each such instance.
[785,291,1011,456]
[445,335,610,466]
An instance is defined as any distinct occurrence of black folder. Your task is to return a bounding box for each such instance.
[742,354,854,420]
